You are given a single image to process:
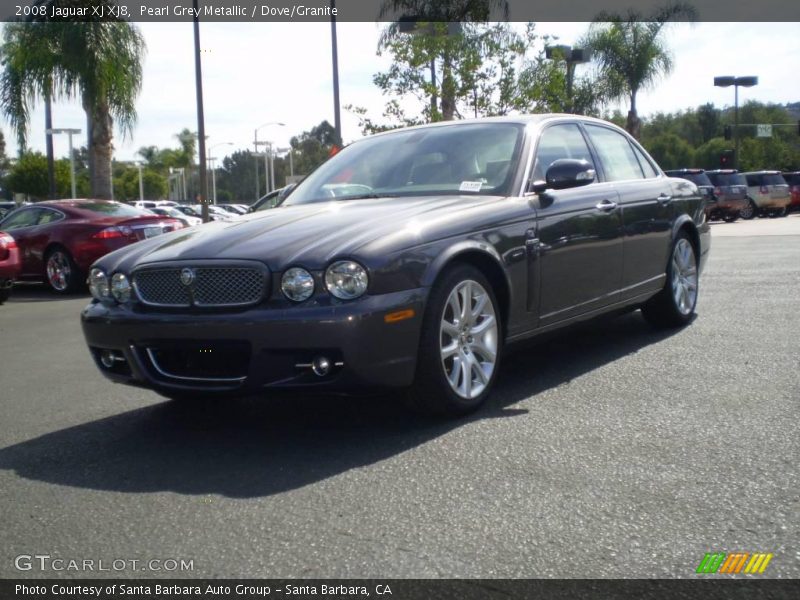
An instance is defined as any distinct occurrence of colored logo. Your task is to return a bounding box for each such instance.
[696,552,773,574]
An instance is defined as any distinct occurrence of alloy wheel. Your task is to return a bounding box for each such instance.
[671,239,697,316]
[46,251,71,292]
[439,279,498,400]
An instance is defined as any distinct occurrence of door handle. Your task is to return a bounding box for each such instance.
[595,199,618,211]
[658,194,672,205]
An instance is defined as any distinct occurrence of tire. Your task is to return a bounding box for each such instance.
[739,199,756,220]
[405,264,502,416]
[44,247,81,293]
[641,232,698,329]
[0,286,10,304]
[777,206,788,218]
[722,213,738,223]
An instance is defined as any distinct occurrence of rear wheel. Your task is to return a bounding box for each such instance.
[641,233,698,329]
[739,199,756,220]
[406,264,502,416]
[44,247,81,293]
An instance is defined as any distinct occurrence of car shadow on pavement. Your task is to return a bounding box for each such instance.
[0,311,683,499]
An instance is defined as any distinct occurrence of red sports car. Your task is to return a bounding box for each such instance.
[0,200,184,293]
[0,230,21,304]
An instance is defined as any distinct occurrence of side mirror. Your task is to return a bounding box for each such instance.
[531,159,596,193]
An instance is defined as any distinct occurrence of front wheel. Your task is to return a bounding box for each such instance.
[722,213,738,223]
[641,233,698,329]
[740,199,756,220]
[44,248,81,293]
[406,264,502,416]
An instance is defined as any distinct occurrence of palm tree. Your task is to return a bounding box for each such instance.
[582,3,695,138]
[0,6,145,199]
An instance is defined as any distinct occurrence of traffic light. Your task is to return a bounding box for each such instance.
[719,149,735,168]
[723,125,732,140]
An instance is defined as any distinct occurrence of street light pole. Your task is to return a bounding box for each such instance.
[46,127,81,198]
[253,122,285,198]
[135,163,144,200]
[714,76,758,170]
[544,45,591,114]
[193,0,209,222]
[207,142,233,204]
[330,0,342,145]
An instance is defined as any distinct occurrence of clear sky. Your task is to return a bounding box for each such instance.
[3,21,799,163]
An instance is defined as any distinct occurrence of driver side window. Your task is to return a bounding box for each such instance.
[533,124,595,182]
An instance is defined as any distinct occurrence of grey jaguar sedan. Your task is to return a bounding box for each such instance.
[81,115,710,415]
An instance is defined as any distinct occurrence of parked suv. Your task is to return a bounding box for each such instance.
[742,171,791,217]
[664,169,725,220]
[781,172,800,213]
[704,170,750,220]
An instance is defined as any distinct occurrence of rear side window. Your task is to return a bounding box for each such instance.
[37,208,64,225]
[745,175,758,186]
[631,144,660,178]
[584,125,644,181]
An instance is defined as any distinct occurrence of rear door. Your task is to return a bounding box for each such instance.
[583,124,673,299]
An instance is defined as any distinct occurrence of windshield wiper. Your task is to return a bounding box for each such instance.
[337,193,395,201]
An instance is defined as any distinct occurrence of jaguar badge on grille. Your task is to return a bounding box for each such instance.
[180,268,196,286]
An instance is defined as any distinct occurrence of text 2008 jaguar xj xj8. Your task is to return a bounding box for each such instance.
[81,115,709,415]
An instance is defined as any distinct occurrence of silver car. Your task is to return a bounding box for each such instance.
[742,171,791,217]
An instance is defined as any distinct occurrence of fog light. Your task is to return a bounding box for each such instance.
[99,350,125,369]
[100,350,115,368]
[312,356,331,377]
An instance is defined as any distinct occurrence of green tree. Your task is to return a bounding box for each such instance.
[693,137,731,170]
[290,121,338,176]
[112,163,167,200]
[643,133,694,170]
[378,1,510,121]
[0,4,146,199]
[6,151,69,199]
[582,3,695,138]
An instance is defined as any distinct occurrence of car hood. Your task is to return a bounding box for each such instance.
[102,195,503,272]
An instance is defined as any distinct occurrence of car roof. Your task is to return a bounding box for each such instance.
[741,170,782,175]
[360,113,627,142]
[665,168,706,175]
[705,169,739,174]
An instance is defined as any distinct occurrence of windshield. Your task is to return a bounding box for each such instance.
[285,123,524,206]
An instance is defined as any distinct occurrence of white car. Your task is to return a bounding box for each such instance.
[148,206,202,227]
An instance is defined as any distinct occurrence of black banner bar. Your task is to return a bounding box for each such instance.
[2,579,800,600]
[3,0,800,23]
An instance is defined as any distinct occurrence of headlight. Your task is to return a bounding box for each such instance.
[88,268,110,301]
[111,273,132,303]
[325,260,368,300]
[281,267,315,302]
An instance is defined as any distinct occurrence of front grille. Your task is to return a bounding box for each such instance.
[134,268,192,307]
[133,264,267,308]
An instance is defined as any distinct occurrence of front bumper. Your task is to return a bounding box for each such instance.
[81,288,427,396]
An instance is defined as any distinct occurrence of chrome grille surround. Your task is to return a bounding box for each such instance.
[132,261,268,308]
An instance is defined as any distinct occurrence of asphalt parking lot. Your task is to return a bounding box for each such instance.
[1,215,798,579]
